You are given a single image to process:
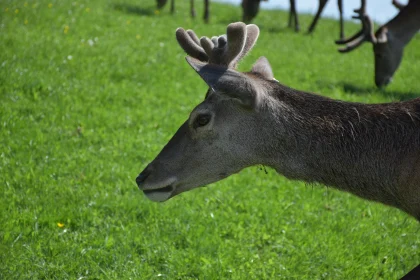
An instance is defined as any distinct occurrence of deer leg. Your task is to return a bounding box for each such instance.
[203,0,209,23]
[290,0,299,32]
[170,0,175,14]
[307,0,329,34]
[288,0,293,28]
[338,0,344,40]
[190,0,196,17]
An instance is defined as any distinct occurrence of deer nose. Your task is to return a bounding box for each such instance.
[136,170,150,188]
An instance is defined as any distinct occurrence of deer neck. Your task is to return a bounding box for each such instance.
[381,0,420,45]
[258,83,420,215]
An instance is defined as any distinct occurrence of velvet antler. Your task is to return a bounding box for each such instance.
[175,22,259,68]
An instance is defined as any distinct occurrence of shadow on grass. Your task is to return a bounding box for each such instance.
[314,80,420,101]
[341,83,420,101]
[215,20,297,34]
[217,17,246,25]
[113,3,156,16]
[266,25,297,34]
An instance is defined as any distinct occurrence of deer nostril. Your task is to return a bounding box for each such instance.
[136,171,150,187]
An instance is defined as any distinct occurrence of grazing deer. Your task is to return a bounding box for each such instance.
[156,0,210,22]
[336,0,420,87]
[137,22,420,222]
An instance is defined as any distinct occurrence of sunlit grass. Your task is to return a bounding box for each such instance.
[1,0,419,279]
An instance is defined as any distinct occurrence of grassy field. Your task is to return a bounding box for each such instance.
[1,0,420,279]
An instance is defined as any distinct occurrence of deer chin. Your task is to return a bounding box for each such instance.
[143,185,175,202]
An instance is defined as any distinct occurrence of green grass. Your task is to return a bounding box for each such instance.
[1,0,420,279]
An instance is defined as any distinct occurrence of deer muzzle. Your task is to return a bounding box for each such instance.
[136,168,177,202]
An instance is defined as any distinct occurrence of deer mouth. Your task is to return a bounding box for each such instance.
[143,185,175,202]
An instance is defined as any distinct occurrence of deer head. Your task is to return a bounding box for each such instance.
[371,26,404,87]
[136,22,277,202]
[335,0,405,87]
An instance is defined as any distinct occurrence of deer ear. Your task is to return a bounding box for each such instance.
[186,56,258,109]
[251,56,274,80]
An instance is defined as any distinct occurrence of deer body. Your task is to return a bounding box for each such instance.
[252,84,420,218]
[136,22,420,222]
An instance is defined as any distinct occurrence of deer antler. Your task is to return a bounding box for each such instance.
[175,22,259,68]
[335,0,377,53]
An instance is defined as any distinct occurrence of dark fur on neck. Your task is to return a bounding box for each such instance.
[266,81,420,218]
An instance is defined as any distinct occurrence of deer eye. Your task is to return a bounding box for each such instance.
[195,114,211,127]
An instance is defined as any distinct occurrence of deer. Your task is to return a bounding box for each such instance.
[156,0,210,23]
[136,21,420,277]
[242,0,345,39]
[137,21,420,220]
[336,0,420,87]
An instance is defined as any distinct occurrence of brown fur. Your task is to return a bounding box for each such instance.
[261,80,420,218]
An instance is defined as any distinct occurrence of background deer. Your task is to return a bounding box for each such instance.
[156,0,210,22]
[336,0,420,87]
[137,22,420,221]
[309,0,408,40]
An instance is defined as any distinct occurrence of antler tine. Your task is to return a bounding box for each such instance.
[211,36,219,47]
[197,22,247,67]
[230,24,260,68]
[225,22,247,67]
[335,29,364,45]
[176,22,260,68]
[335,0,377,53]
[200,36,214,56]
[353,0,366,15]
[176,28,209,62]
[217,36,227,48]
[337,32,369,53]
[186,29,201,45]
